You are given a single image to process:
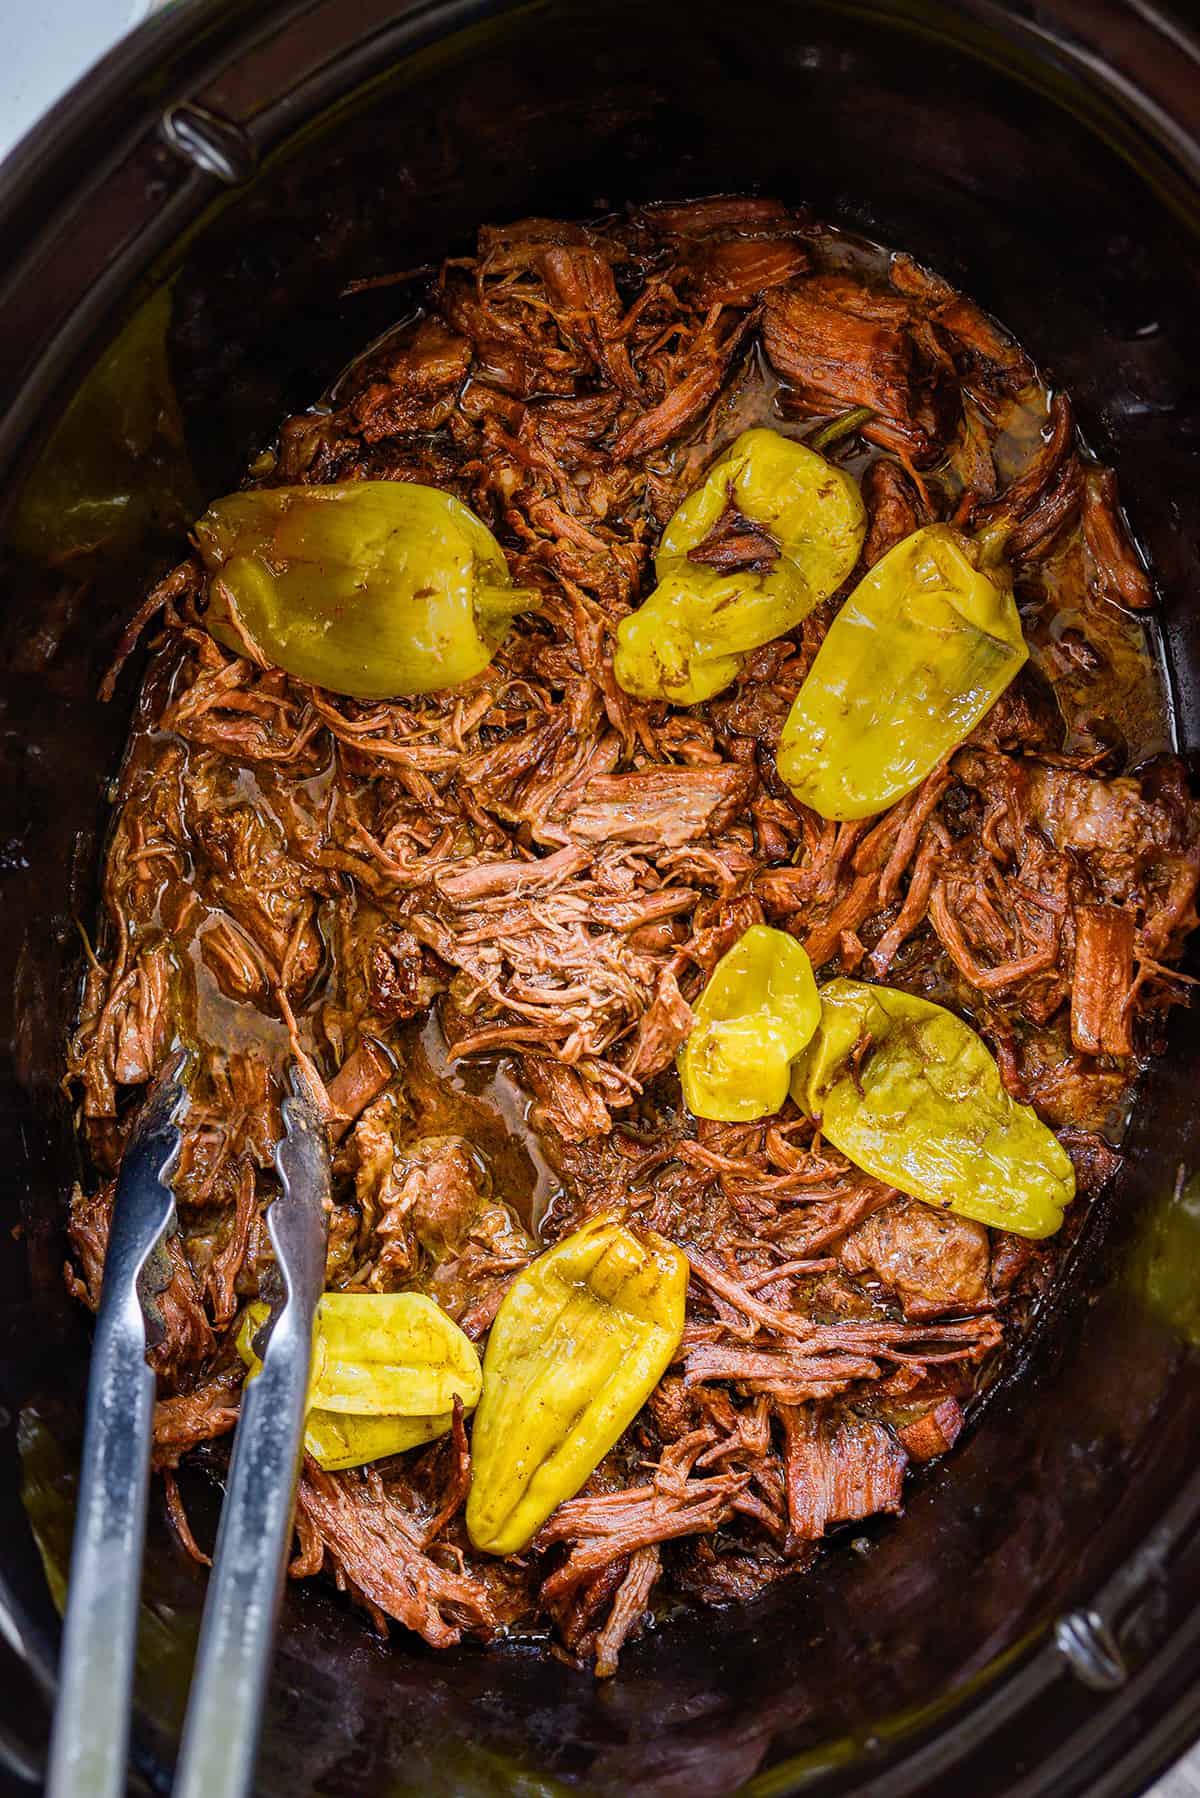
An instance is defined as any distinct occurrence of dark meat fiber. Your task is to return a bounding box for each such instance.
[66,197,1199,1676]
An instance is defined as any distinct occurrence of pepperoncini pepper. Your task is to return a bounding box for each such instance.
[615,561,798,705]
[777,523,1027,819]
[791,978,1075,1238]
[678,924,820,1122]
[614,427,865,704]
[196,481,537,699]
[236,1291,482,1473]
[466,1213,688,1555]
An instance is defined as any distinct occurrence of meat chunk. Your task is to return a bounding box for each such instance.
[1082,467,1154,610]
[349,321,472,441]
[152,1373,241,1469]
[988,1233,1045,1298]
[593,1545,660,1677]
[763,275,953,465]
[186,796,322,993]
[686,504,779,571]
[840,1197,991,1321]
[344,1099,483,1282]
[1048,768,1178,869]
[327,1037,394,1138]
[359,1128,490,1280]
[401,1137,489,1254]
[646,1376,698,1444]
[539,245,641,398]
[1057,1126,1123,1196]
[860,457,926,566]
[968,669,1062,754]
[623,968,694,1081]
[522,1055,612,1143]
[566,765,755,848]
[688,237,807,307]
[897,1397,964,1461]
[1070,905,1136,1056]
[434,845,589,904]
[1017,1031,1130,1133]
[952,747,1198,911]
[66,1183,215,1383]
[684,1344,882,1405]
[1027,765,1153,856]
[609,311,756,461]
[778,1408,908,1544]
[535,1462,744,1604]
[953,397,999,501]
[888,252,1032,390]
[73,941,177,1116]
[205,1161,260,1327]
[110,944,176,1088]
[367,925,447,1023]
[1007,458,1085,560]
[640,196,799,236]
[199,917,271,1006]
[971,392,1081,560]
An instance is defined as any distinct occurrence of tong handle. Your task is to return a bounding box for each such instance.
[47,1285,156,1798]
[173,1088,329,1798]
[47,1056,188,1798]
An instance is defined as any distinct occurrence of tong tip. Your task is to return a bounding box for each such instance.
[137,1044,192,1137]
[117,1045,193,1201]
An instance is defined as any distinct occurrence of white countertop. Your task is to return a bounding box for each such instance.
[0,0,166,164]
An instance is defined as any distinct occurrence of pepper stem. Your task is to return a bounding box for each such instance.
[972,516,1013,568]
[475,584,542,640]
[806,406,875,453]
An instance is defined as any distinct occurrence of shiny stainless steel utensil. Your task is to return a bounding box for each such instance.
[47,1048,190,1798]
[173,1075,328,1798]
[47,1057,329,1798]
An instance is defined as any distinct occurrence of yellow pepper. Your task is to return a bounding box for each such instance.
[791,978,1075,1238]
[614,427,865,704]
[615,560,794,705]
[678,924,820,1122]
[196,481,536,699]
[466,1213,688,1554]
[236,1291,482,1472]
[777,524,1027,819]
[300,1410,455,1474]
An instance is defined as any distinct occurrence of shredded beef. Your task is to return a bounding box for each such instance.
[763,274,956,465]
[861,457,928,567]
[1070,905,1137,1056]
[295,1459,496,1647]
[1082,467,1155,611]
[63,197,1199,1674]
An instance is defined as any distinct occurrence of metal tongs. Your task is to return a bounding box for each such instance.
[47,1050,330,1798]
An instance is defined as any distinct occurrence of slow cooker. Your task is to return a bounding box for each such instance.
[1,2,1199,1792]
